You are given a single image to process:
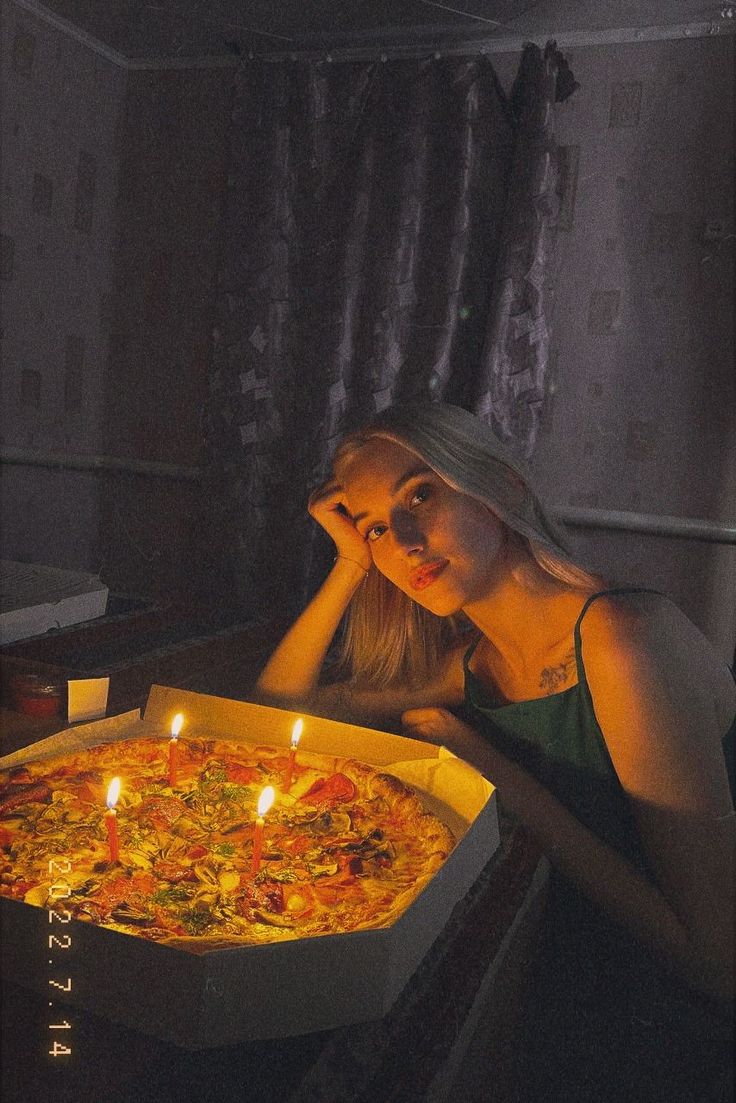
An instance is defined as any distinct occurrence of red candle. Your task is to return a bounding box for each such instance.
[105,778,121,863]
[284,718,303,792]
[168,713,184,787]
[168,739,178,788]
[251,786,275,875]
[105,810,119,863]
[251,817,264,874]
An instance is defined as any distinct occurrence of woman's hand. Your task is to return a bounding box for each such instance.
[402,708,491,772]
[256,483,372,702]
[308,480,372,572]
[402,708,503,782]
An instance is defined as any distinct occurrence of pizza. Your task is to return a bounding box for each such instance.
[0,736,454,953]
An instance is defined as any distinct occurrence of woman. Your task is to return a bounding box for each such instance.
[257,402,734,1100]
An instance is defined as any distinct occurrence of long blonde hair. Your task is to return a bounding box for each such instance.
[332,402,600,688]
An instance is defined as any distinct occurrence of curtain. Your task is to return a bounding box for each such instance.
[204,43,573,618]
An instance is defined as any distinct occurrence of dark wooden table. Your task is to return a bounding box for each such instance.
[1,604,290,719]
[1,707,549,1103]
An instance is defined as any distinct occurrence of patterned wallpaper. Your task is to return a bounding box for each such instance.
[495,36,735,660]
[0,1,229,602]
[1,0,125,570]
[96,67,229,601]
[1,4,733,655]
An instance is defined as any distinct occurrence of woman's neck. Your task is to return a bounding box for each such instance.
[463,558,591,673]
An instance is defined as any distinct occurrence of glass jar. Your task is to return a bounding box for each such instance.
[9,673,66,718]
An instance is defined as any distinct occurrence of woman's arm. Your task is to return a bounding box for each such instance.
[256,555,368,700]
[580,596,735,998]
[258,602,468,724]
[256,480,372,701]
[256,479,468,717]
[304,641,468,727]
[403,602,735,1001]
[404,704,733,1001]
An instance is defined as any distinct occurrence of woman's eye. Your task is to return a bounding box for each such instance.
[409,485,430,508]
[366,524,387,542]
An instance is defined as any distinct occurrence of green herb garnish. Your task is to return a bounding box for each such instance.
[200,764,227,784]
[212,842,236,857]
[180,905,214,935]
[220,784,250,802]
[152,886,192,906]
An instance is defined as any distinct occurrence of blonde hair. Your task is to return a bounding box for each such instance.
[332,402,601,688]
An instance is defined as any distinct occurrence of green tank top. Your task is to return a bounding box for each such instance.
[464,587,736,869]
[465,588,735,1052]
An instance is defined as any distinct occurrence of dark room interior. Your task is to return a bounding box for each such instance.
[1,2,734,1102]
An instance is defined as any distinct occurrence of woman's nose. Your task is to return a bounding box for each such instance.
[391,509,425,554]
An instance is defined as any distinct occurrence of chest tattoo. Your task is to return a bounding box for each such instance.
[539,648,576,695]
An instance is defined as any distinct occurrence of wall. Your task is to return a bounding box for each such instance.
[2,12,733,652]
[1,1,231,606]
[98,67,230,602]
[498,35,734,660]
[0,0,125,570]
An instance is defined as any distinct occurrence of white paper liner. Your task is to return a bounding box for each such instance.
[0,710,143,770]
[0,704,493,841]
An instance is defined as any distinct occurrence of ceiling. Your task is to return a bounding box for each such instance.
[16,0,736,61]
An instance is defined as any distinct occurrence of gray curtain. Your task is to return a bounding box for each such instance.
[204,44,573,618]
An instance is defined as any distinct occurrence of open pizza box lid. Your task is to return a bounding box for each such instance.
[1,685,499,1048]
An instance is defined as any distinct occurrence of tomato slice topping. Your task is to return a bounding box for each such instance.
[138,795,188,828]
[10,879,37,898]
[301,773,356,806]
[225,763,262,785]
[96,872,156,908]
[154,860,197,883]
[75,783,98,804]
[237,879,285,915]
[281,833,312,855]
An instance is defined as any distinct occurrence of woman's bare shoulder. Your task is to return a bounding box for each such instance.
[580,591,736,721]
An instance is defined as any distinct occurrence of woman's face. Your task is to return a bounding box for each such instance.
[338,438,508,616]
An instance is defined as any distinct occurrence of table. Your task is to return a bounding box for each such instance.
[0,712,549,1103]
[1,707,66,752]
[1,603,290,717]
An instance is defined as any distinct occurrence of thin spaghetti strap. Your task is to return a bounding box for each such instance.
[463,633,483,672]
[573,587,663,689]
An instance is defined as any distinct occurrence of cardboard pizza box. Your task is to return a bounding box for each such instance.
[0,685,499,1048]
[0,560,109,645]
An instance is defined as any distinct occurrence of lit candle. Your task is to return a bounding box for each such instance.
[284,718,303,792]
[251,785,275,875]
[105,777,121,863]
[168,712,184,787]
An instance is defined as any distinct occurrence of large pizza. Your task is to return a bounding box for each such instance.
[0,736,455,952]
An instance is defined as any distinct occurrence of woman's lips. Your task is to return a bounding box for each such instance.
[409,559,449,591]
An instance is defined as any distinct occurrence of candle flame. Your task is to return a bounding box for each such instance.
[106,777,121,810]
[171,713,184,739]
[291,718,303,748]
[257,785,276,818]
